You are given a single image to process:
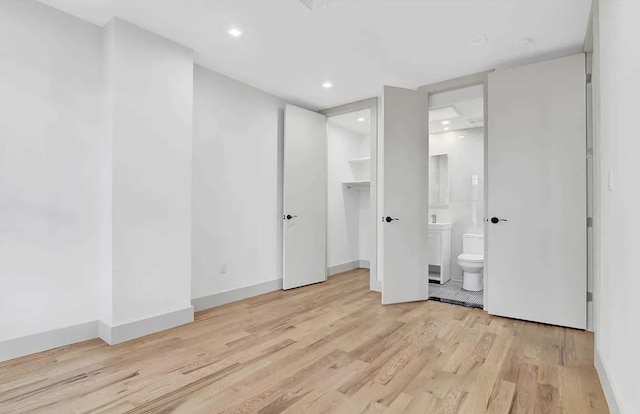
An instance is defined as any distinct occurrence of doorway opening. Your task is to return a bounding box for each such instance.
[326,109,373,278]
[427,85,485,309]
[282,99,378,292]
[321,98,379,290]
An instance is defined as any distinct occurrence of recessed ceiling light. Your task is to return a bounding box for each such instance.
[444,127,450,131]
[441,120,450,125]
[228,28,242,37]
[458,135,465,139]
[322,81,333,88]
[357,117,365,122]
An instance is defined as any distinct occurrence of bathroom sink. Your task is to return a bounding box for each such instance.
[429,222,452,230]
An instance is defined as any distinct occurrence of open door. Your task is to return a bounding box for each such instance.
[381,86,430,304]
[283,104,327,290]
[487,54,586,329]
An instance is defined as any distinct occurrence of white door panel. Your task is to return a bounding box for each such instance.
[283,104,327,290]
[487,54,587,329]
[381,86,429,304]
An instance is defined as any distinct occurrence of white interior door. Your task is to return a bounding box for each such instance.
[283,104,327,290]
[487,54,586,329]
[381,86,429,304]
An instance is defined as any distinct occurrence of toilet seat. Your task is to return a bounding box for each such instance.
[458,253,483,263]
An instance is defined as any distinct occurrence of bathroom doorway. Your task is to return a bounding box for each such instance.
[426,84,486,309]
[416,55,586,328]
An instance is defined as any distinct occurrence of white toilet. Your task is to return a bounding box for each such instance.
[457,234,484,291]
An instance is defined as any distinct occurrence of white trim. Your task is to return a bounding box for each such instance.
[595,349,621,414]
[99,306,194,345]
[98,321,112,344]
[192,279,283,312]
[327,260,370,277]
[0,321,98,362]
[328,260,360,276]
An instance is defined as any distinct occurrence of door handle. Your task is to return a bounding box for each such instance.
[383,216,399,223]
[490,217,508,224]
[284,214,297,220]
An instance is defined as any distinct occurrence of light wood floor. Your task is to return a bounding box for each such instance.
[0,269,608,414]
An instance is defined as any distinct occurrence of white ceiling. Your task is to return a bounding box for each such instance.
[429,98,484,134]
[38,0,592,110]
[328,109,371,135]
[429,85,484,134]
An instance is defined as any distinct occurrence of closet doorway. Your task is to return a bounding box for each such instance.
[322,99,379,291]
[282,99,379,292]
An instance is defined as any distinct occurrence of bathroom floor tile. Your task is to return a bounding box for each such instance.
[429,279,483,309]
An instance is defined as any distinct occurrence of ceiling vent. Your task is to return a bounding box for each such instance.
[300,0,331,10]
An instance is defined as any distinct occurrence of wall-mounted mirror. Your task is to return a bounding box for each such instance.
[429,154,449,208]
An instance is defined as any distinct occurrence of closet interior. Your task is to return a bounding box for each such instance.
[326,109,372,275]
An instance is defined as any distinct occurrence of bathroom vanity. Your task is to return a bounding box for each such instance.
[427,223,452,284]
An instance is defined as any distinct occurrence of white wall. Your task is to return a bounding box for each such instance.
[191,65,285,299]
[102,19,194,327]
[595,1,640,412]
[0,1,102,341]
[327,122,370,268]
[0,3,292,357]
[429,128,484,280]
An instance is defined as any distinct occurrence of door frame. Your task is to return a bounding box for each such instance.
[584,15,596,332]
[321,97,380,292]
[417,71,492,309]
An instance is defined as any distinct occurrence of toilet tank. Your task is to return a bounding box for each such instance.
[462,233,484,255]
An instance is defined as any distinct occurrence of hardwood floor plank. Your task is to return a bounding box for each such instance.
[535,383,560,414]
[402,391,439,414]
[384,392,414,413]
[434,388,467,414]
[485,380,515,414]
[512,362,539,413]
[0,270,609,414]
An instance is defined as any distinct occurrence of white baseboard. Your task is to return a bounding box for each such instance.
[99,306,194,345]
[0,321,98,362]
[192,279,283,312]
[359,260,370,269]
[328,260,360,276]
[595,349,622,414]
[370,279,381,292]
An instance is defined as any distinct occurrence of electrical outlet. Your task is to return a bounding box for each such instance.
[220,263,227,274]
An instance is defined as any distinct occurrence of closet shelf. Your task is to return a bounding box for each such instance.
[343,180,370,189]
